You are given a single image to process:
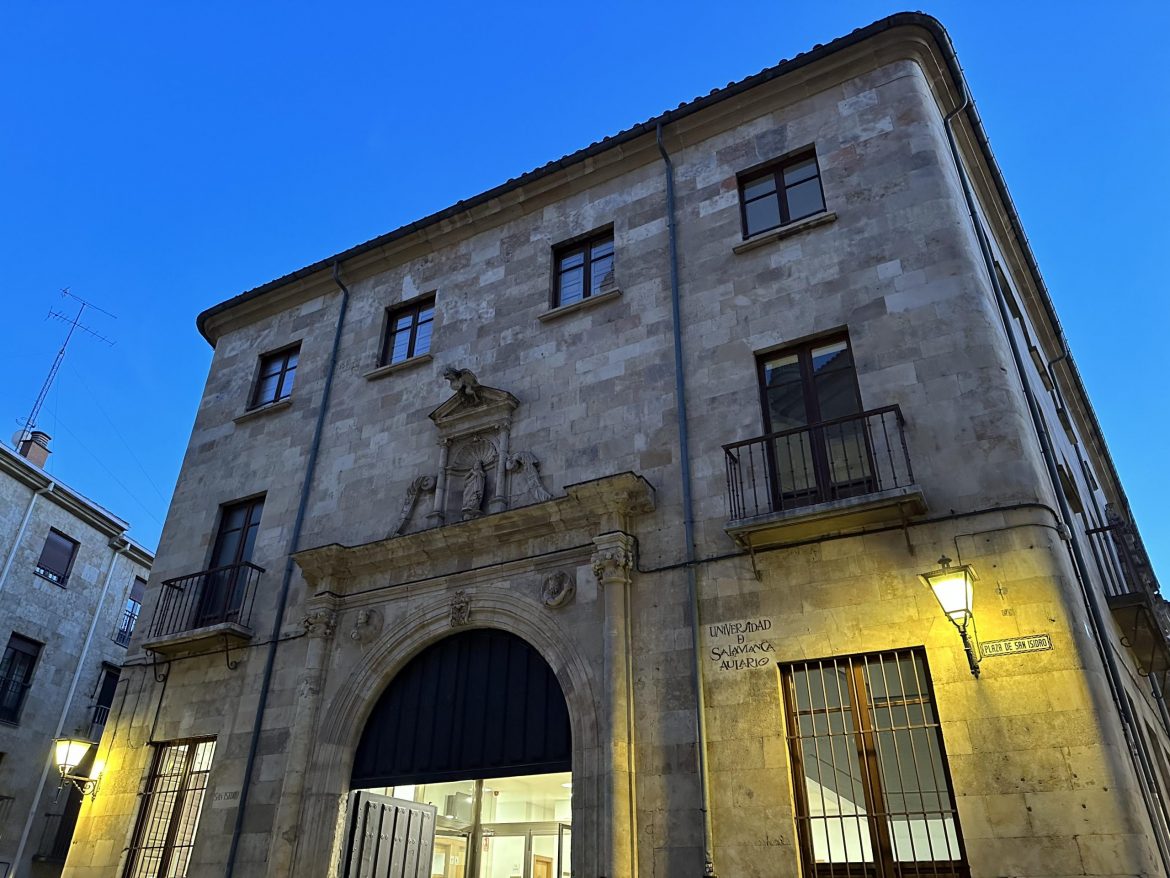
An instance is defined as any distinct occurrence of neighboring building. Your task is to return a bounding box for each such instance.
[0,433,152,878]
[64,13,1169,878]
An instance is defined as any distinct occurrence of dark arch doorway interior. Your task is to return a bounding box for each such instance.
[346,628,574,878]
[352,627,572,787]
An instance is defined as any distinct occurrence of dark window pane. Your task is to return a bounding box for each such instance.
[255,374,279,406]
[284,349,298,369]
[558,266,585,306]
[389,330,411,364]
[278,364,296,399]
[559,250,585,270]
[742,174,777,200]
[414,321,433,356]
[744,196,782,236]
[783,158,818,185]
[395,314,415,332]
[418,306,435,324]
[590,254,615,295]
[590,238,614,259]
[785,178,825,221]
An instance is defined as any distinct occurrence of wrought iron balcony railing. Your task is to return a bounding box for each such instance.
[113,604,139,647]
[147,562,264,642]
[724,405,916,522]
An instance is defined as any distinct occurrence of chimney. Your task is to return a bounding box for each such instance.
[17,431,52,468]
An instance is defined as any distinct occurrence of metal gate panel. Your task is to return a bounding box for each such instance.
[344,791,436,878]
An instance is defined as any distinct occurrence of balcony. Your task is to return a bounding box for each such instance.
[141,562,263,658]
[723,405,926,549]
[1089,519,1170,684]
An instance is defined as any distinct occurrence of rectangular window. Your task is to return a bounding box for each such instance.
[739,150,826,237]
[0,634,42,724]
[251,343,300,409]
[114,577,145,647]
[781,649,968,876]
[124,739,216,878]
[553,229,614,308]
[35,529,79,585]
[381,295,436,366]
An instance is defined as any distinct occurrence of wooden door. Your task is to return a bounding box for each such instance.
[533,855,553,878]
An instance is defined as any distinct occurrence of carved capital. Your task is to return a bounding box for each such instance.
[349,608,384,645]
[591,533,635,586]
[302,608,337,639]
[450,590,471,627]
[541,571,576,609]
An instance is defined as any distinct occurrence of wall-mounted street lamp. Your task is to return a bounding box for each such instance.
[52,737,101,800]
[919,556,981,678]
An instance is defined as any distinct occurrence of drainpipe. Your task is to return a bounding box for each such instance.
[937,57,1170,873]
[656,121,717,878]
[223,263,351,878]
[10,535,127,877]
[0,481,54,596]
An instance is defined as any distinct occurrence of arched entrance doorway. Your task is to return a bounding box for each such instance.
[345,628,573,878]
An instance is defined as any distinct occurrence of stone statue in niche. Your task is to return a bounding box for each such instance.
[462,459,487,519]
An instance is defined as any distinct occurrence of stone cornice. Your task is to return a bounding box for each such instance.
[292,471,654,594]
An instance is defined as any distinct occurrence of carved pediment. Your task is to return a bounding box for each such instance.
[390,368,552,536]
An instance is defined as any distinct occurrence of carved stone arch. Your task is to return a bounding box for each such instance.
[295,589,604,877]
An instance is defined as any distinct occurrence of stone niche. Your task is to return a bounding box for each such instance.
[389,368,553,537]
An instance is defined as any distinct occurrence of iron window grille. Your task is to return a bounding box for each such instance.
[381,295,436,366]
[739,150,826,238]
[0,634,42,724]
[123,739,216,878]
[35,529,79,586]
[553,229,615,308]
[251,344,300,409]
[780,649,969,877]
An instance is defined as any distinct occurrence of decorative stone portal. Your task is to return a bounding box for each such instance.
[344,629,573,878]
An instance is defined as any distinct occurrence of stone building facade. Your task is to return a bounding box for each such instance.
[64,14,1169,878]
[0,436,153,878]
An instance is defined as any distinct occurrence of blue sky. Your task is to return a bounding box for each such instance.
[1,2,1167,580]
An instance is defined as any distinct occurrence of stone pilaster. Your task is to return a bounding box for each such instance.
[267,603,337,877]
[592,531,638,878]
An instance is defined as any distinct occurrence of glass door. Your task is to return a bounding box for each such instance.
[197,497,263,626]
[556,824,571,878]
[433,830,471,878]
[758,336,871,509]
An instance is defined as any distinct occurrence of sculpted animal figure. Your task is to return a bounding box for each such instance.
[442,367,481,404]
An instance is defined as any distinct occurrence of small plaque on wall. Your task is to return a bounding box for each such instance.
[981,633,1053,657]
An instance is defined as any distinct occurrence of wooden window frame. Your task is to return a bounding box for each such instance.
[123,738,216,878]
[780,648,970,877]
[738,149,826,238]
[380,294,436,367]
[250,343,300,409]
[0,633,42,724]
[551,227,615,308]
[34,528,79,586]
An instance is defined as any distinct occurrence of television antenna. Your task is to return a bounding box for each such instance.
[14,288,116,449]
